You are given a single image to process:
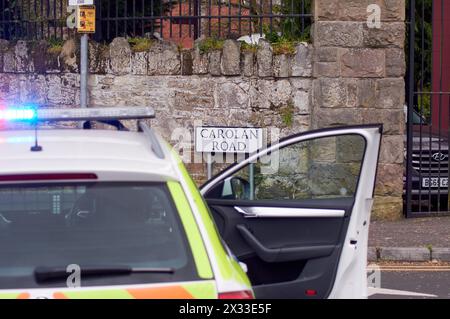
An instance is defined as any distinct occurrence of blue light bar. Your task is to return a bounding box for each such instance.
[0,106,155,122]
[0,108,36,121]
[36,106,155,121]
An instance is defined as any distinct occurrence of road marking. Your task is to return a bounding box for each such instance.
[368,287,437,298]
[368,265,450,272]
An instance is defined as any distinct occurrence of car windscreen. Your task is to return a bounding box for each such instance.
[0,182,199,288]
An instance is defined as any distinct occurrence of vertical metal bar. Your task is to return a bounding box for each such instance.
[16,0,20,39]
[10,0,14,39]
[189,0,192,38]
[259,0,262,36]
[25,0,28,40]
[27,0,31,40]
[34,0,37,40]
[228,0,231,37]
[80,34,89,110]
[207,153,213,180]
[249,163,254,200]
[269,0,273,34]
[40,0,43,39]
[1,0,4,38]
[437,0,444,212]
[124,0,127,36]
[160,0,163,39]
[145,0,149,36]
[238,0,241,36]
[133,0,136,36]
[194,0,199,40]
[115,0,119,37]
[9,0,12,37]
[218,0,221,38]
[301,0,305,33]
[428,0,434,213]
[446,7,450,212]
[28,0,31,38]
[169,0,172,38]
[418,0,424,213]
[208,0,211,37]
[49,0,52,38]
[193,0,201,40]
[60,0,63,39]
[249,3,252,36]
[53,0,56,38]
[178,0,182,38]
[20,0,23,39]
[406,0,415,217]
[106,0,110,40]
[46,0,50,39]
[13,0,17,39]
[95,0,103,42]
[290,0,294,37]
[427,89,432,214]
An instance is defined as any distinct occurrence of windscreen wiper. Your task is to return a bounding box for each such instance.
[34,266,175,283]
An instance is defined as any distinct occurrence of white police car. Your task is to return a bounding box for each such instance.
[0,106,382,299]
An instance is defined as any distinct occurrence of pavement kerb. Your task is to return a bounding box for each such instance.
[368,247,450,262]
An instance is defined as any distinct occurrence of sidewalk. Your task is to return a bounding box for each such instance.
[368,216,450,262]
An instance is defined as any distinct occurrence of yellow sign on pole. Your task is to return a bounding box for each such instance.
[76,5,96,33]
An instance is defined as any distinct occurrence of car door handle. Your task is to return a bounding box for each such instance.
[236,225,336,263]
[234,206,258,218]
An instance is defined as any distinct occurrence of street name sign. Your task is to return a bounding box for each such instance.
[195,127,264,153]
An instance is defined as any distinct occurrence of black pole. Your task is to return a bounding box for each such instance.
[406,0,415,217]
[193,0,199,40]
[94,0,102,42]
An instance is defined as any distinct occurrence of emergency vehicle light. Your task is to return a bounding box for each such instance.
[36,106,155,122]
[0,106,155,122]
[0,108,36,121]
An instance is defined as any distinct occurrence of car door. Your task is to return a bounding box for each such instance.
[200,125,382,299]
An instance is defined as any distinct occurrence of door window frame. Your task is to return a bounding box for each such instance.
[201,125,380,202]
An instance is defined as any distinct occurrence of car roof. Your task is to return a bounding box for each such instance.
[0,129,180,182]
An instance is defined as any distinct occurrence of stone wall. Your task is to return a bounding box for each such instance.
[0,37,313,182]
[0,0,406,220]
[312,0,405,220]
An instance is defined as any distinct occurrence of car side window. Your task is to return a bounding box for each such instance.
[205,134,366,201]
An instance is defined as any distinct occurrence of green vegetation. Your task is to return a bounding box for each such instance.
[240,42,259,54]
[263,16,311,56]
[279,0,311,42]
[407,0,433,119]
[258,0,311,43]
[242,0,310,54]
[198,37,225,54]
[417,85,431,122]
[271,37,297,55]
[177,43,185,53]
[280,102,295,127]
[47,37,64,55]
[128,37,153,52]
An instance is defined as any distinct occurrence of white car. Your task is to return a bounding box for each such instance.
[0,107,382,299]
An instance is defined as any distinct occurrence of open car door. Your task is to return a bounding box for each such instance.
[200,125,382,299]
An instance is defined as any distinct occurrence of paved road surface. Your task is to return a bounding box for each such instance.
[369,268,450,299]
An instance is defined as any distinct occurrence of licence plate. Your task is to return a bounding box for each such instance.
[422,177,448,188]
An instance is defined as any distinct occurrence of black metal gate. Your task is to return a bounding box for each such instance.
[406,0,450,217]
[0,0,311,47]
